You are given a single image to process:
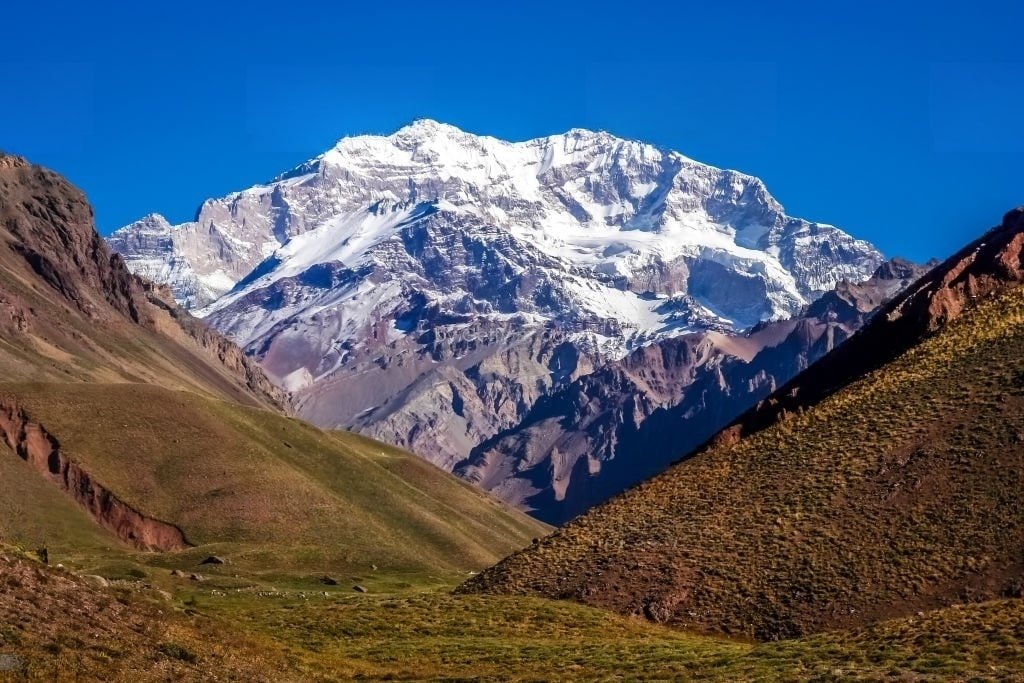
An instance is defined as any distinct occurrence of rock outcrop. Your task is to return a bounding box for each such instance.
[0,154,149,324]
[0,397,190,552]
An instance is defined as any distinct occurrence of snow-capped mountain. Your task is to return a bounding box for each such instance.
[109,119,882,470]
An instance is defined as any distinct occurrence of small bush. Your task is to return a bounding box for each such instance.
[157,642,198,663]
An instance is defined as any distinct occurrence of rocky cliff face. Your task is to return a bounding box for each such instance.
[1,154,149,324]
[0,396,191,551]
[456,260,927,523]
[109,121,882,472]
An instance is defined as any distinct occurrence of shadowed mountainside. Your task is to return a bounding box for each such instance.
[456,259,927,524]
[461,208,1024,640]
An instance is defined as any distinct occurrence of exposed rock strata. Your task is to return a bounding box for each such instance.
[0,397,191,552]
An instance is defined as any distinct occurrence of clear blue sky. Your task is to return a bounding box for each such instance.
[3,1,1022,261]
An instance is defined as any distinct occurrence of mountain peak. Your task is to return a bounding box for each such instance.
[561,126,618,141]
[135,212,172,228]
[389,121,627,149]
[109,124,882,472]
[112,121,882,323]
[391,118,465,138]
[0,152,30,169]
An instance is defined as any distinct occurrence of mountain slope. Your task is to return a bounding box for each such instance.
[0,383,546,576]
[0,154,281,407]
[461,208,1024,639]
[711,208,1024,447]
[455,259,925,524]
[0,154,546,578]
[109,121,881,472]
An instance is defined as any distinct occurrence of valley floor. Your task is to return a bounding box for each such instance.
[2,547,1022,682]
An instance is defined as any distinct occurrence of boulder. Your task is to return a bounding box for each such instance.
[82,574,109,588]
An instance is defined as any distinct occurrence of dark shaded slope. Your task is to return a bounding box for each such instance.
[457,260,924,524]
[461,209,1024,640]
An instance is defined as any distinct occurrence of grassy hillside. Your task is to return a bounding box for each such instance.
[5,544,1024,681]
[200,590,1024,681]
[0,382,546,580]
[0,154,546,582]
[462,217,1024,639]
[0,233,283,409]
[0,547,291,681]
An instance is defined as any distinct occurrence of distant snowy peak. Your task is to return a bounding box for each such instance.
[107,119,882,469]
[109,119,881,335]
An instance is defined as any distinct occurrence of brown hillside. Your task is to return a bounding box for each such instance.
[460,208,1024,640]
[0,546,290,681]
[0,153,282,407]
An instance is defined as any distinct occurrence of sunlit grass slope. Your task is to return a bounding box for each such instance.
[0,382,547,580]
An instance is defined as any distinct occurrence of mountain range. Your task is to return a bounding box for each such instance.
[458,258,928,523]
[108,120,886,519]
[5,149,1024,681]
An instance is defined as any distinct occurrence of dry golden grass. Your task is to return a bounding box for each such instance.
[464,286,1024,640]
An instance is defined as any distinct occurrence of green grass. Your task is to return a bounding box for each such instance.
[175,584,1024,681]
[13,541,1023,682]
[0,383,547,582]
[0,438,125,566]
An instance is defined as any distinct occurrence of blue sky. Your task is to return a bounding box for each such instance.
[2,0,1022,261]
